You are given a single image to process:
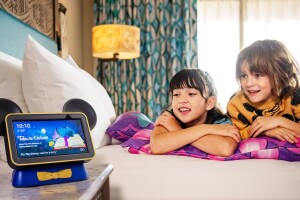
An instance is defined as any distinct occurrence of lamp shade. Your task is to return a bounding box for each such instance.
[92,24,140,59]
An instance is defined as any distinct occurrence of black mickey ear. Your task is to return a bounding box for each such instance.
[0,98,23,136]
[63,98,97,130]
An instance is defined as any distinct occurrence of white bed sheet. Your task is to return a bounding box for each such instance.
[90,145,300,200]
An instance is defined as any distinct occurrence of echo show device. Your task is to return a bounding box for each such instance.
[4,112,95,169]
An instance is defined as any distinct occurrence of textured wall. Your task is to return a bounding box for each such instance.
[0,0,57,39]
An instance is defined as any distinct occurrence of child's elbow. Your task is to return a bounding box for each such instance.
[149,140,163,155]
[219,139,238,157]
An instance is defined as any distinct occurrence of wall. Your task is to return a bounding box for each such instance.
[0,0,56,40]
[58,0,95,76]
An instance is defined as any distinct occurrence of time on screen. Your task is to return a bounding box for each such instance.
[16,123,31,129]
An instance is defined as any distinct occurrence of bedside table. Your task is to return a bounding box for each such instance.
[0,162,114,200]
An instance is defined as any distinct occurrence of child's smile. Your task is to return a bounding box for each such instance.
[178,107,191,114]
[247,89,261,96]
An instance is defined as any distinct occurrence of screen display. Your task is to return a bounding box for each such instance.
[12,119,88,158]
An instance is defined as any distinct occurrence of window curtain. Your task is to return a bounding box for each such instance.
[197,0,240,111]
[94,0,197,120]
[243,0,300,62]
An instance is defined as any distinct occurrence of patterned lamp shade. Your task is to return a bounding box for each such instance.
[92,24,140,59]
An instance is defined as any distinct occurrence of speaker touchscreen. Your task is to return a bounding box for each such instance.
[5,113,94,169]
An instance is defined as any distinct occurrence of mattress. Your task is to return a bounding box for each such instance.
[91,145,300,200]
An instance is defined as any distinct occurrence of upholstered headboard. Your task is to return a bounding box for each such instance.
[0,9,58,59]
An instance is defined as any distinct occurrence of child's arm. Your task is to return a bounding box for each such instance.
[190,126,239,157]
[150,113,206,154]
[250,116,300,143]
[263,127,299,143]
[150,112,240,156]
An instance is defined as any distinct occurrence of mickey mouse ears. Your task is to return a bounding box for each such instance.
[63,98,97,130]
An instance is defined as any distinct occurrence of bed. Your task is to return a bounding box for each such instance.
[1,8,300,200]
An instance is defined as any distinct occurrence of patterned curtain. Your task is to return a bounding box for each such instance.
[94,0,197,120]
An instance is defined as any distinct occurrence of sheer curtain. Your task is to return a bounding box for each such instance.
[197,0,240,111]
[244,0,300,62]
[198,0,300,111]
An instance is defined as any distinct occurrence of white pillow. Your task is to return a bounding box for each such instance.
[0,52,29,113]
[0,137,6,161]
[22,35,111,149]
[65,55,116,123]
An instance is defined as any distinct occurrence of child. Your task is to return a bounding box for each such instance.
[150,68,240,157]
[227,39,300,143]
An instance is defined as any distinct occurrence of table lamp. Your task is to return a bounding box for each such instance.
[92,24,140,60]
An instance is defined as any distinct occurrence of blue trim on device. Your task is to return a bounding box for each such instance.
[12,162,88,187]
[0,8,58,60]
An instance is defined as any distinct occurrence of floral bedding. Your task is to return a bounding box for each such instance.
[106,111,300,161]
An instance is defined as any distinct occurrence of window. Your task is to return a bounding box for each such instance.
[197,0,300,111]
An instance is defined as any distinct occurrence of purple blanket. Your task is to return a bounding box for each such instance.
[106,111,300,161]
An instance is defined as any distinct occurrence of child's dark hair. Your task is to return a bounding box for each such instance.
[168,68,226,125]
[236,39,300,98]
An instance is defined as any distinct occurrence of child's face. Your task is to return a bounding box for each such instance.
[171,87,211,127]
[239,62,273,103]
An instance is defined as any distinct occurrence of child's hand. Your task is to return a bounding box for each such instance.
[209,124,241,142]
[257,127,299,143]
[154,111,182,132]
[250,116,283,137]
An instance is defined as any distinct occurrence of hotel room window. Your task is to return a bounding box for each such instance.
[197,0,300,111]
